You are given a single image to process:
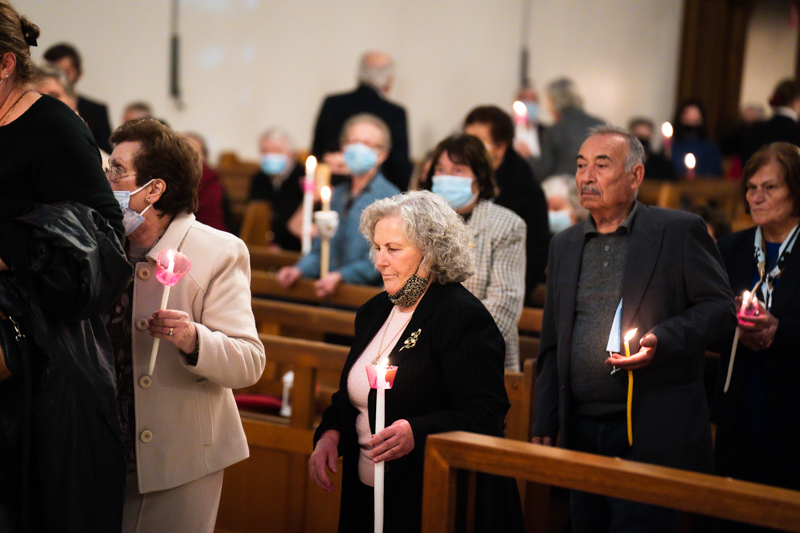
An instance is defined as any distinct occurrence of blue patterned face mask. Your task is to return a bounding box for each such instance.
[524,101,538,122]
[114,179,154,235]
[431,175,477,210]
[343,143,378,176]
[260,153,288,175]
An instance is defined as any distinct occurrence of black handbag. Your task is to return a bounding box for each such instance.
[0,316,24,382]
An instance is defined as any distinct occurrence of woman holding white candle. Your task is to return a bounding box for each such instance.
[309,191,523,533]
[713,142,800,498]
[104,119,265,532]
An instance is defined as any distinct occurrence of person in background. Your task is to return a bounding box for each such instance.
[278,113,400,296]
[185,132,228,232]
[628,117,676,181]
[248,128,304,251]
[311,51,412,190]
[533,77,605,180]
[32,61,76,111]
[713,143,800,520]
[721,102,766,178]
[424,133,526,371]
[686,204,732,242]
[532,125,735,533]
[541,174,588,234]
[464,105,550,302]
[0,4,132,529]
[309,190,524,533]
[105,118,265,532]
[121,100,153,124]
[513,83,546,163]
[670,99,723,177]
[742,79,800,165]
[43,42,112,153]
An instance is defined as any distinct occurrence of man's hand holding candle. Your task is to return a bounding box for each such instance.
[606,333,658,370]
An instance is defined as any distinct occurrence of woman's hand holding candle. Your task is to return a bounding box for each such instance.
[606,332,658,370]
[369,419,415,463]
[148,309,197,354]
[737,298,778,351]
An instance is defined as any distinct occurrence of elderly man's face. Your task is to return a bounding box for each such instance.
[576,134,640,216]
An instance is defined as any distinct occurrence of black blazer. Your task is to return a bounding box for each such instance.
[311,84,412,190]
[532,203,736,472]
[314,282,521,533]
[712,227,800,434]
[77,95,112,154]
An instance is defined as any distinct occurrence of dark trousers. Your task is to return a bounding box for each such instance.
[568,414,679,533]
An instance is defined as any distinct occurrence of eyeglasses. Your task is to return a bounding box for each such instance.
[104,165,136,183]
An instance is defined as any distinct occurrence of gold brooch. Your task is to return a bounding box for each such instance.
[399,329,422,351]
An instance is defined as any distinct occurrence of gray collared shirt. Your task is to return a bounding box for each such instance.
[570,202,638,417]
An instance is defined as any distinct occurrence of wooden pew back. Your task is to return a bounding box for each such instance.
[422,432,800,532]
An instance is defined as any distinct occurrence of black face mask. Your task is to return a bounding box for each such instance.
[681,125,704,138]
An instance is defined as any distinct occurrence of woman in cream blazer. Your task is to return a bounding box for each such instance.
[105,119,265,533]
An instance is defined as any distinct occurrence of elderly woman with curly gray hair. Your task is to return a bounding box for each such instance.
[308,190,523,533]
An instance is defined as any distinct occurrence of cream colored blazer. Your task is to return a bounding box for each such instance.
[130,212,265,493]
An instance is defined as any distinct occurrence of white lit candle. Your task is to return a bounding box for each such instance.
[724,290,751,393]
[374,365,386,533]
[684,153,696,180]
[624,328,638,446]
[302,156,317,255]
[149,249,191,376]
[661,122,673,158]
[319,186,332,277]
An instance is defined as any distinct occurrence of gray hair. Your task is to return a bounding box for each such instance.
[259,127,294,150]
[339,112,392,153]
[546,77,584,113]
[34,61,76,97]
[541,174,588,221]
[588,124,645,172]
[357,51,394,91]
[360,190,475,284]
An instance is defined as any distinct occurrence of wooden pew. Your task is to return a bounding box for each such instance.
[422,432,800,533]
[239,201,272,247]
[217,151,259,230]
[216,334,348,533]
[248,245,301,272]
[251,270,381,310]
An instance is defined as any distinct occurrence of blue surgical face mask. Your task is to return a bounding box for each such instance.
[524,101,538,123]
[548,209,573,234]
[343,143,378,176]
[114,179,154,235]
[260,153,289,175]
[431,175,477,211]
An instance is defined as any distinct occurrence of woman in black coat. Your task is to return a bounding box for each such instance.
[714,143,800,503]
[308,190,523,533]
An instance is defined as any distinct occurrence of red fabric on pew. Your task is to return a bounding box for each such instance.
[235,392,283,414]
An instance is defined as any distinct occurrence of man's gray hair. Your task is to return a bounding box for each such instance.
[588,124,645,172]
[259,127,294,150]
[357,51,394,91]
[360,190,475,284]
[35,61,76,97]
[339,113,392,153]
[546,77,584,113]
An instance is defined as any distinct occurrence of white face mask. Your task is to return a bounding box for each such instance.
[114,179,154,235]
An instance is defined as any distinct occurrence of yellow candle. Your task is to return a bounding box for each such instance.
[624,328,637,446]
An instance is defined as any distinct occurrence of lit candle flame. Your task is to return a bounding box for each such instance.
[661,122,673,138]
[167,249,175,274]
[320,186,331,203]
[624,328,638,342]
[512,100,528,118]
[684,153,696,170]
[740,290,751,313]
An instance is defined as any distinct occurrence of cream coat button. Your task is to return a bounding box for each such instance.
[140,430,153,443]
[138,375,152,389]
[138,268,151,280]
[136,318,148,331]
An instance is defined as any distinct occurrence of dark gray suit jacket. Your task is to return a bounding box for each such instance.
[532,202,736,472]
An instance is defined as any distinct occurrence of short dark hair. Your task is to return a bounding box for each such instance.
[425,134,498,200]
[769,79,800,108]
[741,142,800,217]
[43,42,81,73]
[463,105,515,148]
[110,119,200,216]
